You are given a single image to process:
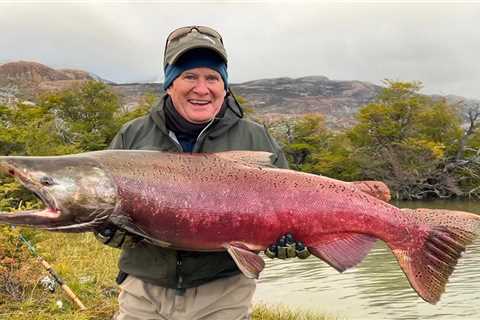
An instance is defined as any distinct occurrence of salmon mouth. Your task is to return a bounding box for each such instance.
[0,158,115,232]
[0,162,62,225]
[0,207,63,220]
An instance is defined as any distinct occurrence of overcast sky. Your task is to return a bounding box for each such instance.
[1,0,479,99]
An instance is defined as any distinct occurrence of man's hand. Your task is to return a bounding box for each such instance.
[95,224,142,248]
[264,233,310,259]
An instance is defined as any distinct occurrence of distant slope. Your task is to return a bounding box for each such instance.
[1,60,477,128]
[0,61,94,82]
[110,76,382,127]
[231,76,382,127]
[0,61,96,103]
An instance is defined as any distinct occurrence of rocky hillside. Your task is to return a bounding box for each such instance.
[0,61,92,82]
[1,61,477,128]
[110,77,382,127]
[0,61,383,127]
[232,76,382,127]
[0,61,94,103]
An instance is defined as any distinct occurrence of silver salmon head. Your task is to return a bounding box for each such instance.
[0,154,118,232]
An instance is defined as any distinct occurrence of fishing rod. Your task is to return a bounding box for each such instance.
[16,231,87,311]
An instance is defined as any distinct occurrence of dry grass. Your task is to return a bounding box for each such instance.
[0,229,119,319]
[252,304,333,320]
[0,228,331,320]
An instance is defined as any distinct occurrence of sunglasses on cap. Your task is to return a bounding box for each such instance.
[166,26,223,46]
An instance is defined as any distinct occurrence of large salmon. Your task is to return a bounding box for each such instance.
[0,150,479,304]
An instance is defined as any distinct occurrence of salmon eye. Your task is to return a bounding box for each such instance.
[40,176,55,186]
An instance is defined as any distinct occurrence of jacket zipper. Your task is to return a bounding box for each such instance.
[171,118,215,293]
[192,118,215,153]
[175,253,185,295]
[170,132,184,294]
[167,131,183,151]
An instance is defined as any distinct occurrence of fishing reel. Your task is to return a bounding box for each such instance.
[40,275,58,293]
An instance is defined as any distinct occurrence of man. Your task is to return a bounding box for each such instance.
[97,26,308,320]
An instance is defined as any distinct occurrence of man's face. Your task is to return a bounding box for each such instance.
[167,67,226,124]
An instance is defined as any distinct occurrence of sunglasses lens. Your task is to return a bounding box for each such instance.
[167,26,223,44]
[197,26,223,42]
[167,27,192,42]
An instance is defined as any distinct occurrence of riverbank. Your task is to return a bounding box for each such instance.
[0,230,330,320]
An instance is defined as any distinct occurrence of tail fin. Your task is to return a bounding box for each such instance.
[392,208,480,304]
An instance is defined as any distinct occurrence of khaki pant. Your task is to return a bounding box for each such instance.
[114,274,256,320]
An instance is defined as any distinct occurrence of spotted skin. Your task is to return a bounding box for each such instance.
[1,149,479,304]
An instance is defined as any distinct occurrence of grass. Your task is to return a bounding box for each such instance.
[0,228,119,320]
[252,304,334,320]
[0,228,331,320]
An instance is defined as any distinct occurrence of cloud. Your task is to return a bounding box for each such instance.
[0,1,479,99]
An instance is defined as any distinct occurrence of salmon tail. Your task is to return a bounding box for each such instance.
[392,208,480,304]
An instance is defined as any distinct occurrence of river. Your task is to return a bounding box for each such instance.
[253,200,480,319]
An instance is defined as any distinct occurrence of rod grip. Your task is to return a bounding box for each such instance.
[61,284,87,311]
[38,257,87,310]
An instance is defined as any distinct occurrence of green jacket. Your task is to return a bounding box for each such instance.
[109,94,288,289]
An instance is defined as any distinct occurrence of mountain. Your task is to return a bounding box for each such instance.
[0,61,383,126]
[0,61,95,103]
[231,76,382,127]
[109,76,382,128]
[0,61,98,88]
[1,61,477,128]
[0,61,92,82]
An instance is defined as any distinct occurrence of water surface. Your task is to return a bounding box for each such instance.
[254,200,480,319]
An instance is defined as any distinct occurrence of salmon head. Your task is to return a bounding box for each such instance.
[0,154,118,232]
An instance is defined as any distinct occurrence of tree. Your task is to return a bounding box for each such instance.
[0,81,153,211]
[282,114,330,171]
[456,102,480,160]
[309,133,362,181]
[39,81,122,151]
[347,80,468,199]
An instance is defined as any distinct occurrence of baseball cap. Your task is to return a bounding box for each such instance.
[163,26,228,69]
[163,48,228,89]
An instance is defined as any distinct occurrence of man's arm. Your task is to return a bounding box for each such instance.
[265,128,289,169]
[108,130,125,150]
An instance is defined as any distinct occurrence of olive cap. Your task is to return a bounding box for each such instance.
[164,26,228,69]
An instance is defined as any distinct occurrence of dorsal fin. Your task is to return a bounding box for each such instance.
[349,180,391,202]
[215,151,275,168]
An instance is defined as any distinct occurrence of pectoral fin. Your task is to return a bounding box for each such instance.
[308,233,377,272]
[224,242,265,279]
[109,214,172,247]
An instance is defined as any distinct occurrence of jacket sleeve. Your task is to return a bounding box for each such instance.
[273,150,288,169]
[108,130,126,149]
[265,128,289,169]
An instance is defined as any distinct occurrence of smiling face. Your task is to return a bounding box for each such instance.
[167,67,226,124]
